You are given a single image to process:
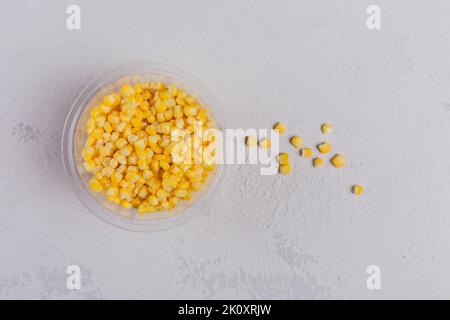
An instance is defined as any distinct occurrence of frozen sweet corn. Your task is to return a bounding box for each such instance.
[259,138,271,149]
[331,154,345,168]
[290,136,303,149]
[273,122,286,134]
[312,157,323,167]
[81,82,216,214]
[245,136,257,147]
[278,153,289,165]
[352,184,364,195]
[279,164,291,175]
[300,148,313,158]
[321,123,333,134]
[317,142,331,154]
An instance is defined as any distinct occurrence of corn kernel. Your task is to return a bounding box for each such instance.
[278,153,289,165]
[183,106,198,117]
[90,178,103,192]
[313,157,323,167]
[317,142,331,154]
[120,83,135,97]
[105,186,118,197]
[103,95,117,107]
[245,136,257,147]
[138,203,156,214]
[290,136,303,149]
[111,172,123,184]
[352,184,364,195]
[321,123,333,134]
[279,164,291,175]
[300,148,313,157]
[273,122,286,134]
[259,138,271,149]
[331,154,345,168]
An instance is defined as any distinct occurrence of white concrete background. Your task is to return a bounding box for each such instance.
[1,0,449,299]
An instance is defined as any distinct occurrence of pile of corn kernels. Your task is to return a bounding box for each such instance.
[82,82,216,214]
[246,122,364,196]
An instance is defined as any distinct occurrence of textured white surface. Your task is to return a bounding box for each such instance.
[1,0,450,299]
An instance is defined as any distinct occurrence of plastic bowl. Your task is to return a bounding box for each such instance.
[62,62,224,232]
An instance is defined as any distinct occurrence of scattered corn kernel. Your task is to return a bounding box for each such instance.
[279,164,291,175]
[313,157,323,167]
[300,148,313,157]
[321,123,333,134]
[352,184,364,196]
[278,153,289,165]
[352,185,364,195]
[259,138,271,149]
[290,136,303,149]
[273,122,286,134]
[245,136,257,147]
[83,82,217,214]
[317,142,331,154]
[331,154,345,168]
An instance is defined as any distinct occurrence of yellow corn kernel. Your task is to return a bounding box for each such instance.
[120,83,135,97]
[116,138,127,148]
[174,105,184,118]
[290,136,303,149]
[317,142,331,154]
[138,203,156,214]
[120,145,133,157]
[245,136,257,147]
[145,125,157,136]
[154,100,167,113]
[90,106,101,119]
[168,83,178,96]
[137,186,149,199]
[100,104,112,114]
[120,200,133,209]
[278,153,289,165]
[160,201,172,211]
[352,184,364,195]
[134,84,143,94]
[119,188,132,201]
[331,154,345,168]
[148,195,159,206]
[183,105,198,117]
[107,196,120,205]
[174,189,188,198]
[83,160,96,172]
[103,94,117,107]
[90,178,103,192]
[301,148,313,157]
[273,122,286,134]
[105,186,118,197]
[259,138,271,149]
[321,123,333,134]
[279,164,291,175]
[111,172,123,184]
[169,196,179,207]
[156,189,169,199]
[82,146,95,159]
[101,166,114,177]
[313,157,323,167]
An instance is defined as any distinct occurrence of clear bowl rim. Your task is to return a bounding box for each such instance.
[61,61,226,232]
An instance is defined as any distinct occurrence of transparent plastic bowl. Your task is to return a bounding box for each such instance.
[62,62,224,232]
